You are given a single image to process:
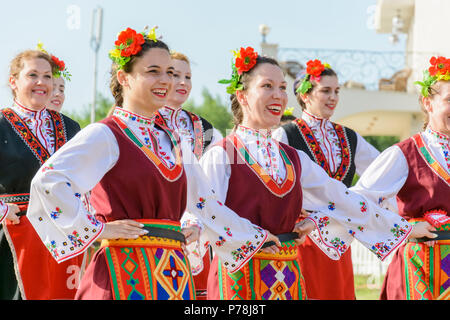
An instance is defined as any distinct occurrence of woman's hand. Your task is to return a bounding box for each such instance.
[182,225,201,245]
[5,204,20,225]
[98,220,148,240]
[261,231,282,254]
[292,218,315,245]
[407,221,437,241]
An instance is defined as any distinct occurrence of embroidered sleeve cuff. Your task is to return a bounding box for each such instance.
[48,219,104,264]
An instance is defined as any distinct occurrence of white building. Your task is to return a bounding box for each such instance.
[261,0,449,140]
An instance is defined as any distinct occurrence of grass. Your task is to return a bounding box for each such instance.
[354,275,382,300]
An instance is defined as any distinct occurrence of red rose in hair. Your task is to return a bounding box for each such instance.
[115,28,145,57]
[235,47,258,75]
[306,59,325,78]
[428,56,450,76]
[51,55,65,71]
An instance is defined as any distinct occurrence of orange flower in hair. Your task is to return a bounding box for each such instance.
[51,55,65,72]
[115,28,146,57]
[428,56,450,77]
[415,55,450,97]
[306,59,326,78]
[235,47,258,75]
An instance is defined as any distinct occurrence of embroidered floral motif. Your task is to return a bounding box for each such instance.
[328,202,335,210]
[296,116,351,180]
[317,216,330,229]
[46,240,59,259]
[224,227,232,237]
[196,197,206,210]
[68,231,85,247]
[231,241,256,262]
[216,236,226,247]
[42,163,54,172]
[2,107,67,164]
[50,207,62,219]
[360,201,367,213]
[390,223,408,238]
[426,128,450,171]
[330,237,347,253]
[370,242,391,258]
[231,131,296,197]
[112,112,184,181]
[87,214,101,227]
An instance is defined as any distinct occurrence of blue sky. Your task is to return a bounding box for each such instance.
[0,0,406,116]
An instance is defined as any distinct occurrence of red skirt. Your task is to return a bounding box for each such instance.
[4,216,83,299]
[297,236,355,300]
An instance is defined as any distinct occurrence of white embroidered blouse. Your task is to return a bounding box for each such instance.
[272,110,380,176]
[11,100,57,154]
[200,125,413,261]
[27,107,267,274]
[352,128,450,212]
[158,106,223,154]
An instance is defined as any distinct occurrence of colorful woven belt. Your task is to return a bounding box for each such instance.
[409,213,450,243]
[261,232,299,248]
[0,193,29,215]
[101,219,185,248]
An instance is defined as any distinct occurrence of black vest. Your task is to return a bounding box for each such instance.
[0,109,80,195]
[283,120,358,187]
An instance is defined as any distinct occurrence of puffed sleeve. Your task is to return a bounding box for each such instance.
[27,123,119,263]
[353,133,381,176]
[351,145,409,213]
[181,141,268,274]
[297,149,411,261]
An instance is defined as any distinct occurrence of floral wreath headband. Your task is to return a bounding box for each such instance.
[36,41,71,81]
[414,56,450,97]
[295,59,332,95]
[109,26,160,70]
[218,46,258,94]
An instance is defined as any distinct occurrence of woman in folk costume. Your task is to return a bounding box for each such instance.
[155,51,222,299]
[47,75,65,112]
[27,27,279,300]
[272,60,380,300]
[352,56,450,300]
[0,46,81,300]
[201,47,435,300]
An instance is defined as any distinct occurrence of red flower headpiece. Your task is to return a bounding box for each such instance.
[109,26,160,70]
[428,56,450,77]
[218,46,259,94]
[36,41,71,81]
[234,47,258,75]
[306,59,326,80]
[115,28,145,57]
[415,56,450,97]
[296,59,331,94]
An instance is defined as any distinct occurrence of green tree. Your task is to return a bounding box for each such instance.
[184,88,233,136]
[363,135,399,152]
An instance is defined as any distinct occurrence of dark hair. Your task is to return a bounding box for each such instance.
[230,55,281,127]
[110,39,170,107]
[294,68,338,110]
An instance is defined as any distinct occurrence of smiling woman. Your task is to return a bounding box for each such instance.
[272,59,381,300]
[26,27,279,301]
[0,48,81,300]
